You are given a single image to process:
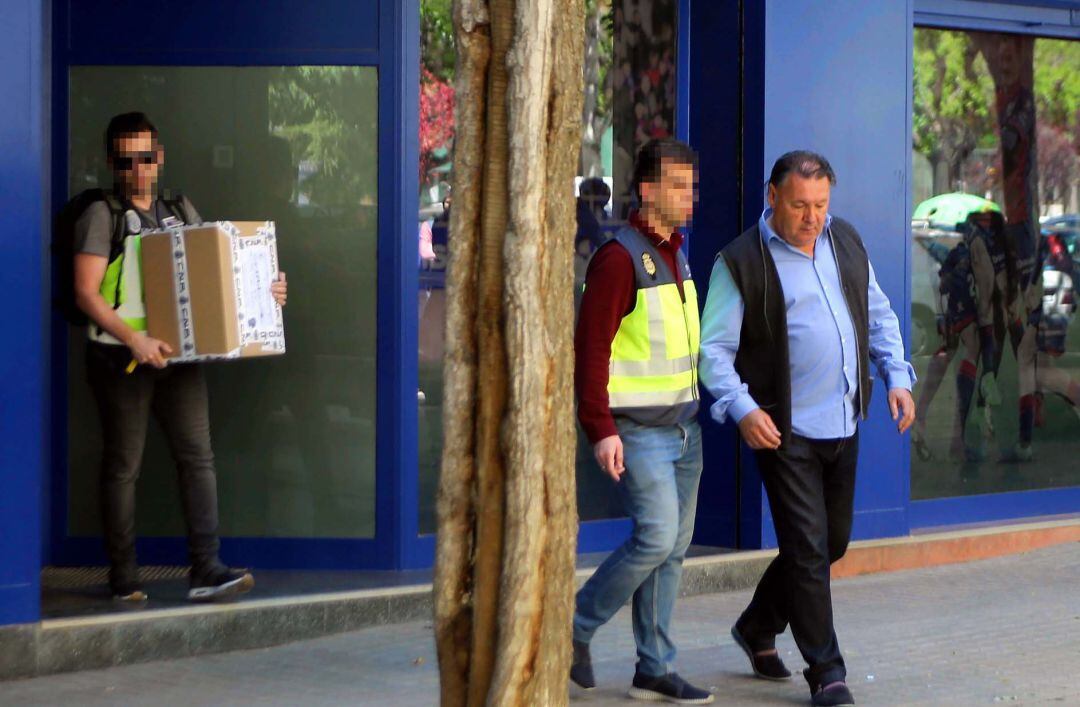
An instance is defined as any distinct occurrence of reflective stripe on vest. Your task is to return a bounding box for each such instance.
[89,234,146,345]
[608,279,700,412]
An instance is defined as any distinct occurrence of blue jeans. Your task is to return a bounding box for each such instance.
[573,418,703,677]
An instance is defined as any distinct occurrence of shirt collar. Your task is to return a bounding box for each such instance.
[759,208,833,246]
[630,210,685,250]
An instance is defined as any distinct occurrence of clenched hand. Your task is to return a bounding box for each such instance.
[738,408,781,450]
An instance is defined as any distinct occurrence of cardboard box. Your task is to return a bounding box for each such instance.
[141,220,286,363]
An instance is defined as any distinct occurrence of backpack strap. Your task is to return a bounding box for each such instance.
[101,191,126,254]
[100,191,130,313]
[158,193,192,225]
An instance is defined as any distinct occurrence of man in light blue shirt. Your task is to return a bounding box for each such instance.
[698,151,915,707]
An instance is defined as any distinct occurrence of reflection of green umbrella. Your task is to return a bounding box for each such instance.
[914,192,1000,229]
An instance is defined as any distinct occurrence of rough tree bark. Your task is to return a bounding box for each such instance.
[433,0,585,705]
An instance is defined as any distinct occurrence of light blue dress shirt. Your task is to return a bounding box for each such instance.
[699,209,916,440]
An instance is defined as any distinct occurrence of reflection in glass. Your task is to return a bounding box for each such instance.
[911,30,1080,499]
[68,66,378,538]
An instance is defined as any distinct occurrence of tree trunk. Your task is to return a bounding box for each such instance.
[434,1,584,705]
[971,32,1040,230]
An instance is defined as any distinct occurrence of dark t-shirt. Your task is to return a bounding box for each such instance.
[74,195,202,257]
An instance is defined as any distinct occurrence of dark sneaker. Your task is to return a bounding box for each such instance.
[628,671,714,704]
[811,681,855,707]
[188,567,254,602]
[569,639,595,690]
[730,625,791,680]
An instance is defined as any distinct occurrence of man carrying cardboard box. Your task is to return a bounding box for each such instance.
[71,112,288,602]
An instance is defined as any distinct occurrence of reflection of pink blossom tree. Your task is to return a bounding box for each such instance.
[420,67,455,187]
[961,153,1002,200]
[1038,122,1079,210]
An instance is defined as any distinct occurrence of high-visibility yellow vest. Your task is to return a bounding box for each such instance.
[606,226,700,426]
[89,233,146,345]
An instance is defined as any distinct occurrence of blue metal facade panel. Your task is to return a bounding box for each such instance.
[66,1,380,58]
[0,0,46,626]
[760,0,915,545]
[44,0,417,573]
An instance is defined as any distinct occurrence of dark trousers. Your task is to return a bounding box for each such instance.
[87,343,222,584]
[737,431,859,689]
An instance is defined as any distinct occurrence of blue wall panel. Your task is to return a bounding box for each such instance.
[760,0,914,544]
[682,0,743,549]
[0,0,46,626]
[66,1,379,60]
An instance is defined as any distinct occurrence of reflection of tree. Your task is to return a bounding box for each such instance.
[421,0,457,199]
[581,0,613,177]
[611,0,677,216]
[420,68,456,187]
[421,0,455,83]
[268,67,378,208]
[970,32,1039,230]
[1034,39,1080,136]
[914,30,1080,213]
[913,30,995,195]
[1038,122,1079,210]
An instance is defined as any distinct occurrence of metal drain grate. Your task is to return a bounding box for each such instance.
[42,565,189,590]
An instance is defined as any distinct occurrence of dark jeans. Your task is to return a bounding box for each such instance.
[738,431,859,689]
[86,343,223,585]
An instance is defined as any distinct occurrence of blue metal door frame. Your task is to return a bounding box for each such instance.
[48,0,422,571]
[908,0,1080,530]
[0,0,47,627]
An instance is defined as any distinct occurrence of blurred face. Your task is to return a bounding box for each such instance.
[640,159,697,231]
[768,173,830,251]
[109,131,162,199]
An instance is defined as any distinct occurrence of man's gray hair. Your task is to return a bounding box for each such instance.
[768,150,836,187]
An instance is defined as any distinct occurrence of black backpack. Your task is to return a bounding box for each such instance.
[52,189,192,326]
[52,189,127,326]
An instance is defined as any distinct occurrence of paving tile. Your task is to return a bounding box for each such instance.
[2,543,1078,706]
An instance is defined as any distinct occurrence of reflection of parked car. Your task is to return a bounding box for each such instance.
[1041,214,1080,267]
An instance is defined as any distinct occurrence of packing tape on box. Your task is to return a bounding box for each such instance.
[168,226,198,358]
[168,225,243,362]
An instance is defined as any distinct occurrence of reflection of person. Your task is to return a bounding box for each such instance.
[912,235,980,461]
[72,112,287,602]
[570,139,713,704]
[699,151,914,707]
[420,191,451,364]
[576,177,611,251]
[954,213,1005,457]
[431,191,451,247]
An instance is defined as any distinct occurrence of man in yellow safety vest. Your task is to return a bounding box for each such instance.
[570,138,713,705]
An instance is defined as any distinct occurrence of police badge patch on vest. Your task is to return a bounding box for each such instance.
[642,252,657,278]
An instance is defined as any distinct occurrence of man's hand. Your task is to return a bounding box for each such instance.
[128,333,172,369]
[272,271,288,307]
[593,435,625,482]
[888,387,916,434]
[738,409,781,450]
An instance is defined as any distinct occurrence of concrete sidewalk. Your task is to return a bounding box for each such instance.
[2,542,1077,706]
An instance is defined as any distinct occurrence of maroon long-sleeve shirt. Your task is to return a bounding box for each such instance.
[575,211,686,444]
